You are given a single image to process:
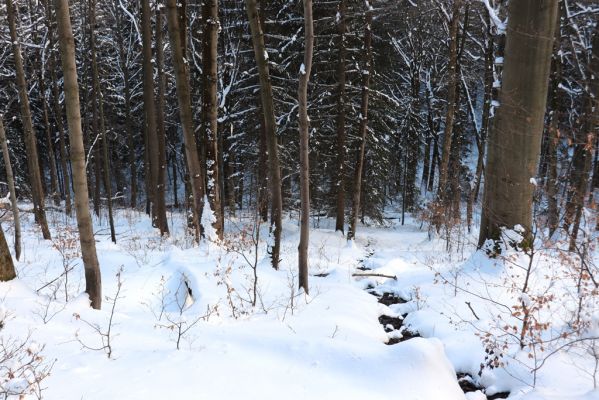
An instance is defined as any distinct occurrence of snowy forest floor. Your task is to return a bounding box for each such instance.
[1,205,599,400]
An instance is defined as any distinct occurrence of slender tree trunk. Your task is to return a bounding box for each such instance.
[545,12,563,237]
[298,0,314,294]
[0,222,16,282]
[114,0,137,209]
[244,0,283,269]
[478,0,558,247]
[166,0,206,240]
[155,2,169,235]
[88,0,116,243]
[44,0,72,216]
[38,71,61,207]
[48,46,72,215]
[467,9,493,231]
[0,117,21,261]
[566,25,599,248]
[347,2,373,241]
[434,0,462,227]
[257,113,269,221]
[6,0,51,240]
[332,0,347,233]
[203,0,224,239]
[141,0,168,235]
[54,0,102,309]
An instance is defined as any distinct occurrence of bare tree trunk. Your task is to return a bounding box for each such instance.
[298,0,314,294]
[347,2,373,241]
[0,117,21,261]
[467,8,493,231]
[566,25,599,249]
[141,0,168,235]
[545,12,563,237]
[332,0,347,233]
[88,0,116,243]
[166,0,206,240]
[244,0,283,269]
[54,0,102,309]
[434,0,462,227]
[114,0,137,209]
[44,0,71,215]
[478,0,558,247]
[0,222,15,282]
[203,0,224,239]
[257,112,269,221]
[6,0,51,240]
[38,72,61,207]
[155,2,169,234]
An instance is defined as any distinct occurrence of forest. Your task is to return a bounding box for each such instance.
[0,0,598,399]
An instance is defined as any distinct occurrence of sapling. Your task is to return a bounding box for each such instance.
[74,267,124,358]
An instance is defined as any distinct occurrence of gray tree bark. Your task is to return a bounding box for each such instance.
[54,0,102,309]
[244,0,283,269]
[6,0,51,240]
[298,0,314,294]
[165,0,206,241]
[478,0,558,247]
[0,117,21,261]
[347,2,373,241]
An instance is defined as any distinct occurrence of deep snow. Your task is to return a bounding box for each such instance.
[0,205,597,399]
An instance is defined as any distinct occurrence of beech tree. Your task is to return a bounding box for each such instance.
[0,116,21,260]
[479,0,559,246]
[298,0,314,294]
[5,0,51,240]
[244,0,284,269]
[347,1,373,241]
[54,0,102,309]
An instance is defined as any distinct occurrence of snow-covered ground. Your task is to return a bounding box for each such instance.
[1,206,598,399]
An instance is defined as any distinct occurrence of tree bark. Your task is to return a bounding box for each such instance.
[0,222,16,282]
[203,0,224,240]
[478,0,558,247]
[434,0,462,227]
[141,0,168,235]
[298,0,314,294]
[155,2,169,234]
[6,0,51,240]
[44,0,72,216]
[545,11,563,237]
[54,0,102,309]
[165,0,206,240]
[347,2,373,241]
[566,25,599,249]
[332,0,347,233]
[244,0,283,269]
[89,0,116,243]
[0,117,21,261]
[113,0,137,209]
[467,8,493,231]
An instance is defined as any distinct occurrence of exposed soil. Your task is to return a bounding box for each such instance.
[456,373,510,399]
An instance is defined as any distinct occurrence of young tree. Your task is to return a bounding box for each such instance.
[165,0,206,240]
[332,0,348,233]
[5,0,51,240]
[347,1,373,241]
[0,116,21,261]
[298,0,314,294]
[43,0,72,216]
[54,0,102,309]
[479,0,559,246]
[203,0,224,239]
[141,0,169,236]
[244,0,284,269]
[0,222,15,282]
[434,0,462,228]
